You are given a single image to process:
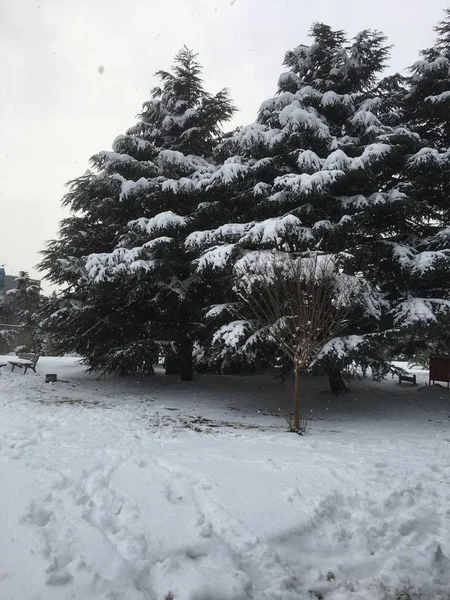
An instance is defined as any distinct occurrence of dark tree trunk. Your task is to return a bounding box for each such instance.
[326,365,348,395]
[147,360,156,375]
[293,362,300,432]
[176,337,193,381]
[164,349,180,375]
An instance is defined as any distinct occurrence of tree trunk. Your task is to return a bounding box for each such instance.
[175,337,193,382]
[164,348,180,375]
[326,365,348,395]
[27,326,38,354]
[144,364,155,376]
[293,362,300,432]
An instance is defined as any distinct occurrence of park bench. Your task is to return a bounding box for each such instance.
[9,353,40,374]
[0,362,7,373]
[398,372,416,385]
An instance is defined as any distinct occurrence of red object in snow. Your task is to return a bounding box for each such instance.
[429,356,450,387]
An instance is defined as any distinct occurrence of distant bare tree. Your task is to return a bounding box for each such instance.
[235,252,359,433]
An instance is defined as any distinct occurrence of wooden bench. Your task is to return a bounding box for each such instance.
[0,362,7,373]
[398,372,416,385]
[9,353,40,374]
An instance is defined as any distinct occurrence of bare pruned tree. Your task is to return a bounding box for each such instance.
[234,251,360,433]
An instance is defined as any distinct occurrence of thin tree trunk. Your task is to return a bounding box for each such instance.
[25,323,38,354]
[293,362,300,432]
[326,365,348,395]
[164,348,180,375]
[23,283,39,353]
[145,361,155,376]
[175,337,193,382]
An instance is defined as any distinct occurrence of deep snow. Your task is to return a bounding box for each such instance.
[0,356,450,600]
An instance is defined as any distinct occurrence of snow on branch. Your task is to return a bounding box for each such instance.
[213,222,255,241]
[340,194,368,209]
[312,220,334,232]
[185,230,214,249]
[360,189,407,207]
[196,244,236,271]
[387,243,450,273]
[97,151,147,167]
[278,103,331,139]
[161,107,197,129]
[297,150,324,172]
[156,150,215,177]
[85,247,155,282]
[234,123,284,150]
[358,97,382,112]
[320,91,353,107]
[158,149,190,166]
[240,215,313,246]
[209,158,249,184]
[277,71,300,89]
[113,174,151,199]
[253,182,272,196]
[426,90,450,104]
[408,147,447,167]
[390,243,415,267]
[212,320,251,349]
[260,91,295,113]
[323,150,353,171]
[161,177,195,193]
[411,56,449,76]
[350,143,391,170]
[394,297,450,326]
[351,110,381,128]
[412,250,450,273]
[112,134,152,153]
[274,170,344,195]
[204,303,237,319]
[186,223,254,250]
[129,211,188,235]
[312,335,365,363]
[294,85,323,102]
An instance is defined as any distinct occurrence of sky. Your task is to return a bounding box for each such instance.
[0,0,447,291]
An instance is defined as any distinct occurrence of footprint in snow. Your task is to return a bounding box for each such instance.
[283,487,304,503]
[199,522,213,538]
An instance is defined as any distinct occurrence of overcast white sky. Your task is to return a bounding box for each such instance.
[0,0,447,289]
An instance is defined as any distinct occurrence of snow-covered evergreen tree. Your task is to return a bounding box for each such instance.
[40,25,450,385]
[40,48,235,378]
[387,9,450,361]
[7,272,43,353]
[406,9,450,150]
[187,24,422,391]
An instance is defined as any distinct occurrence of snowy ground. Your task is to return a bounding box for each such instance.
[0,357,450,600]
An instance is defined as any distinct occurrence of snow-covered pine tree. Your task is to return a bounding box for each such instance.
[40,48,235,378]
[387,10,450,361]
[187,24,422,391]
[405,9,450,150]
[7,272,43,353]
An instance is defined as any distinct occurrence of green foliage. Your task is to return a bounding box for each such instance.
[6,272,44,353]
[38,15,450,391]
[39,48,236,377]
